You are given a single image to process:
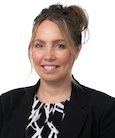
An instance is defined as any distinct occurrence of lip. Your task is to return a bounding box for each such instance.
[41,64,60,67]
[41,65,60,72]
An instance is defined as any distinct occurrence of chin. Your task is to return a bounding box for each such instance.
[40,74,65,83]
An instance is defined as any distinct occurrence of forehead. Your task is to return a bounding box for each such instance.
[34,20,64,40]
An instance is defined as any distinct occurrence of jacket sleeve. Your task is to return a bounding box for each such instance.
[0,92,11,134]
[0,96,4,133]
[99,97,115,138]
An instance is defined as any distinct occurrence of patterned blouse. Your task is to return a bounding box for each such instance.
[26,96,69,138]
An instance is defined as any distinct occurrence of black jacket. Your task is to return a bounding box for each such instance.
[0,80,115,138]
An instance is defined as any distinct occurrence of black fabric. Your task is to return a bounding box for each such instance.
[26,97,68,137]
[0,80,115,138]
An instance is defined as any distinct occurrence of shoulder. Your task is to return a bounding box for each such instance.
[1,87,25,98]
[0,83,38,115]
[81,84,115,104]
[1,87,27,105]
[0,87,26,115]
[80,84,115,117]
[73,78,115,106]
[0,81,39,102]
[80,85,115,136]
[73,78,115,114]
[72,77,115,103]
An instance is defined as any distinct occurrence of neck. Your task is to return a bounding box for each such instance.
[36,75,72,103]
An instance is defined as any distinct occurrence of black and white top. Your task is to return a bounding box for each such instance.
[26,96,69,138]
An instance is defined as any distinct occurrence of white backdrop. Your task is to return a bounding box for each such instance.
[0,0,115,97]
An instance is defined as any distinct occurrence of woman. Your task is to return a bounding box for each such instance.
[0,4,115,138]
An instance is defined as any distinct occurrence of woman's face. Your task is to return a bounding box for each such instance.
[31,20,78,83]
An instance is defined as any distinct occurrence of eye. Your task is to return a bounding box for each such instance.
[55,44,65,49]
[34,42,44,49]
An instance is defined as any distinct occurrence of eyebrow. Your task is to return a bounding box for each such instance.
[33,39,65,43]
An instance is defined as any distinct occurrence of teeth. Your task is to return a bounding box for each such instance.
[43,66,57,69]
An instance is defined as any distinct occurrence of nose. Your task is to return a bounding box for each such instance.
[44,47,56,61]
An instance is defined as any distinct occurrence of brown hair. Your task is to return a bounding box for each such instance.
[28,4,89,60]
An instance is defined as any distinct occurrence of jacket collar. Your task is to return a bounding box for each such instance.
[24,80,40,106]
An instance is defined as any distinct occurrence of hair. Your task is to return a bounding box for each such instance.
[28,3,89,61]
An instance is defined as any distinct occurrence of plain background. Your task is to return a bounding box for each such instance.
[0,0,115,97]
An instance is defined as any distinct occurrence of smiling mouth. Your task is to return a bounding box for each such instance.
[42,65,59,69]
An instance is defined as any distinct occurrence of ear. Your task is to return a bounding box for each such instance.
[75,45,82,59]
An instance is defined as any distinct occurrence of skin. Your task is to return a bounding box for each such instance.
[31,20,81,103]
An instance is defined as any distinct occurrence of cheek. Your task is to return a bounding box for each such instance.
[59,51,73,65]
[31,49,42,65]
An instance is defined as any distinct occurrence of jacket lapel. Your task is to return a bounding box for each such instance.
[9,82,40,138]
[59,82,88,138]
